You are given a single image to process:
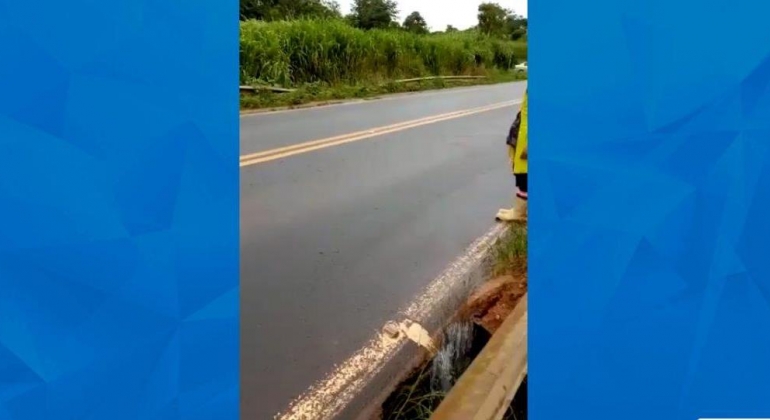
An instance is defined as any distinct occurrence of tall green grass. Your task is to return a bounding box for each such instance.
[240,19,527,86]
[492,225,527,277]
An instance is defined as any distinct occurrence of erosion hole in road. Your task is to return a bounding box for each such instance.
[381,321,491,420]
[381,272,527,420]
[377,225,527,420]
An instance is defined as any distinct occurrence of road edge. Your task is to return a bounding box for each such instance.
[274,223,509,420]
[342,223,510,420]
[240,81,527,117]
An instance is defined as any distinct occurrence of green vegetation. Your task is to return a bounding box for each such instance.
[241,19,526,86]
[240,70,525,110]
[240,0,343,21]
[402,11,429,34]
[239,0,527,108]
[348,0,398,29]
[492,224,527,277]
[382,362,446,420]
[477,2,527,41]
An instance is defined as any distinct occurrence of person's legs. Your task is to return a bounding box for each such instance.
[496,173,527,222]
[513,173,527,219]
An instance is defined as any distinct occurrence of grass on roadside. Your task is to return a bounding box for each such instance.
[240,71,526,110]
[383,363,445,420]
[240,19,527,87]
[491,223,528,277]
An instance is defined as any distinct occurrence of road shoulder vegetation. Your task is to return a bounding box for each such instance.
[240,0,527,110]
[240,71,526,110]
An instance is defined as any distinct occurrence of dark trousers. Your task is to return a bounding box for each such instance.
[515,174,528,199]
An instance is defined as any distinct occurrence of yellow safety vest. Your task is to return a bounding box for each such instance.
[509,91,528,175]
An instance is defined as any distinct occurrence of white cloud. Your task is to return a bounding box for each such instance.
[337,0,527,31]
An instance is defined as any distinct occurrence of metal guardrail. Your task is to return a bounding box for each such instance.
[239,75,487,94]
[239,85,295,93]
[394,75,487,83]
[430,293,528,420]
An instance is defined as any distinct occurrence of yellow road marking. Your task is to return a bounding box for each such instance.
[240,99,520,167]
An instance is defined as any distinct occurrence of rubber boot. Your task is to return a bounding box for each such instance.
[496,196,527,222]
[512,196,527,221]
[496,207,514,221]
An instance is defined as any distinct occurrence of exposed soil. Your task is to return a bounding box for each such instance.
[459,274,527,334]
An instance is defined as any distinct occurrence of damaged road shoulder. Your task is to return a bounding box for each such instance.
[275,223,510,420]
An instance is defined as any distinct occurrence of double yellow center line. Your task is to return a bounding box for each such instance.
[240,99,520,167]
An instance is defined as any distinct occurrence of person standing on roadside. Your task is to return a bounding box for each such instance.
[496,90,528,222]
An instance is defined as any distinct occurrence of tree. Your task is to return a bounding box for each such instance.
[477,2,510,37]
[403,11,429,34]
[349,0,399,30]
[445,25,458,33]
[477,3,528,40]
[240,0,341,21]
[505,13,527,40]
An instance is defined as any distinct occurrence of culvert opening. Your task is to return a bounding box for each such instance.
[381,322,491,420]
[381,227,528,419]
[381,273,527,420]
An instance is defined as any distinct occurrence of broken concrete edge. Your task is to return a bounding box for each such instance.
[429,294,527,420]
[337,224,513,420]
[274,224,510,420]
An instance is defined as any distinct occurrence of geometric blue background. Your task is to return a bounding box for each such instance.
[0,0,239,418]
[530,0,770,418]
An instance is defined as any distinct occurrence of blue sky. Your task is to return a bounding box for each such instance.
[337,0,528,31]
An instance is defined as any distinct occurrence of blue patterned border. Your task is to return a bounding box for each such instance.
[0,1,239,419]
[531,0,770,418]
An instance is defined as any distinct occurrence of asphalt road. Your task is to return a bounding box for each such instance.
[241,82,527,419]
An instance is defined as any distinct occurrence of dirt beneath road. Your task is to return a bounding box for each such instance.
[460,274,527,334]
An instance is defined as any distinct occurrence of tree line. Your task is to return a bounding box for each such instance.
[240,0,527,40]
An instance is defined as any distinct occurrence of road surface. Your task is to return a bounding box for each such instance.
[241,82,527,419]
